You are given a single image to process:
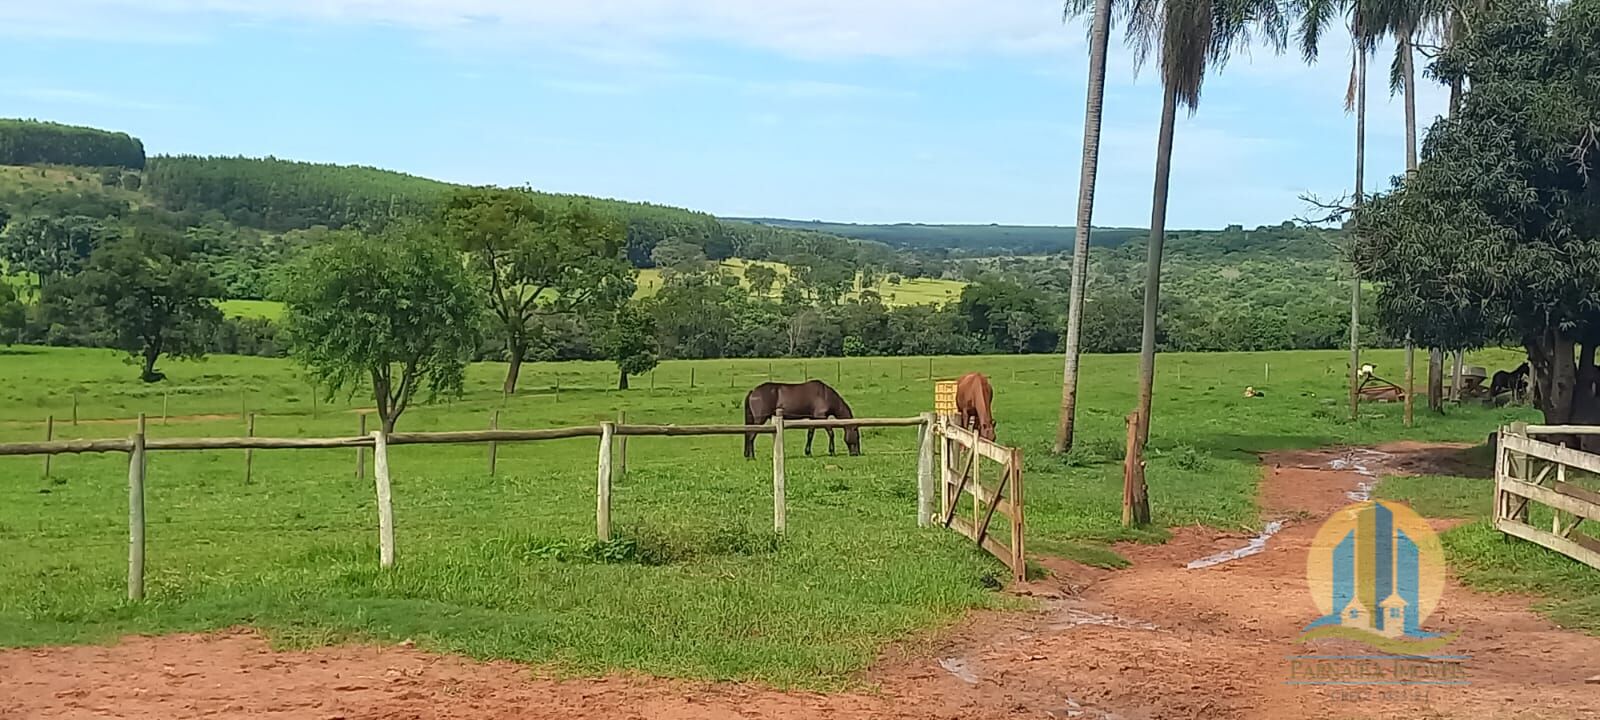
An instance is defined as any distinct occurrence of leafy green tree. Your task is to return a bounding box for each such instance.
[745,264,779,296]
[280,227,482,434]
[443,188,633,394]
[600,302,659,389]
[1359,0,1595,438]
[71,232,223,382]
[0,119,145,168]
[1,216,116,289]
[651,239,711,276]
[0,282,23,344]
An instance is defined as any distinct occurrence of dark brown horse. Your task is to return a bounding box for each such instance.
[956,372,996,441]
[743,380,861,458]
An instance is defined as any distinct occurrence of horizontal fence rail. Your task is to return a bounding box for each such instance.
[0,417,930,456]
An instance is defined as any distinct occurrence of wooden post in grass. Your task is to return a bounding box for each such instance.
[730,364,735,388]
[803,360,808,379]
[241,390,248,421]
[615,410,628,479]
[244,413,256,484]
[900,359,905,381]
[128,414,147,601]
[837,360,842,386]
[1009,447,1026,583]
[72,392,79,426]
[1506,421,1530,526]
[488,410,500,476]
[372,429,395,568]
[597,422,614,541]
[928,357,934,380]
[690,367,696,388]
[772,410,786,533]
[356,413,368,480]
[768,361,774,380]
[1265,363,1271,382]
[42,415,54,479]
[917,412,936,527]
[311,385,319,419]
[1122,413,1141,528]
[162,391,169,425]
[650,370,656,394]
[555,376,561,403]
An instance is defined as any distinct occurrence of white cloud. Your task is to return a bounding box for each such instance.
[0,0,1078,61]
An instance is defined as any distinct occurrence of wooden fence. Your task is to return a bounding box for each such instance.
[936,418,1026,583]
[1494,422,1600,571]
[0,413,952,601]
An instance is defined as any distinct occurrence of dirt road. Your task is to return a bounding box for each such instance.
[3,443,1596,719]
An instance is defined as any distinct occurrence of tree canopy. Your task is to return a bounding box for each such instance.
[279,226,482,433]
[1358,0,1600,433]
[68,231,223,381]
[0,119,145,169]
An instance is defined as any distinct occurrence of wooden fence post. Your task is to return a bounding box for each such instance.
[311,385,319,419]
[690,367,696,388]
[928,357,934,380]
[616,410,628,479]
[1010,447,1026,583]
[555,376,561,403]
[244,413,256,484]
[939,418,952,521]
[128,414,147,601]
[371,429,395,568]
[836,360,842,386]
[768,361,774,380]
[241,390,248,421]
[488,410,500,476]
[72,391,79,426]
[917,412,935,527]
[162,391,169,426]
[772,410,787,533]
[597,422,614,541]
[802,361,808,379]
[650,370,656,393]
[42,415,53,479]
[356,413,367,480]
[1122,413,1140,528]
[1507,422,1530,526]
[730,364,736,388]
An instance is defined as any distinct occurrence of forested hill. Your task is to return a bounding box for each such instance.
[734,218,1338,260]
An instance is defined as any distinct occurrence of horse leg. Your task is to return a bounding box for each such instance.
[805,428,815,456]
[744,432,755,459]
[826,427,836,455]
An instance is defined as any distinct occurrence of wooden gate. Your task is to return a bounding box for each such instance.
[1495,423,1600,571]
[936,418,1025,582]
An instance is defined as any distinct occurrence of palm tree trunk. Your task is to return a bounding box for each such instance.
[1055,0,1114,455]
[1401,33,1419,428]
[1349,50,1368,422]
[1123,84,1178,528]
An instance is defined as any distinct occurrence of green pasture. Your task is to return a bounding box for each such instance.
[0,345,1574,686]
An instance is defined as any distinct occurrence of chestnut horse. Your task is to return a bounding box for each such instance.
[956,372,996,441]
[743,380,861,459]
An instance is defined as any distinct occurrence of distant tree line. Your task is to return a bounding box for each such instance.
[0,119,145,169]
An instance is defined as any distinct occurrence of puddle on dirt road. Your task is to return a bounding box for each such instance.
[1184,519,1285,570]
[1327,449,1392,501]
[1044,602,1159,632]
[936,657,980,684]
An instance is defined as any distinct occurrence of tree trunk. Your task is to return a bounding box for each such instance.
[1440,347,1452,409]
[1123,84,1178,527]
[140,347,162,383]
[1401,33,1419,428]
[503,344,525,395]
[1054,0,1114,456]
[618,370,629,390]
[1349,50,1367,422]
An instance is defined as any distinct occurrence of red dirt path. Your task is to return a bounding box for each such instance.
[3,443,1597,719]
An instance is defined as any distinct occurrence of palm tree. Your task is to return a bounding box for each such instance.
[1055,0,1116,455]
[1119,0,1287,525]
[1294,0,1379,422]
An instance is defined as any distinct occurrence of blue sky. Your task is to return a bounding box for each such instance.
[0,0,1447,229]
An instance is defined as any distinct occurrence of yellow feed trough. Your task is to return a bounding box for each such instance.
[934,379,959,417]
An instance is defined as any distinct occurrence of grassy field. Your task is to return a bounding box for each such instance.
[0,344,1573,686]
[215,299,283,320]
